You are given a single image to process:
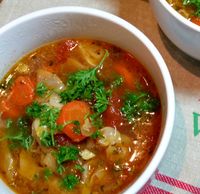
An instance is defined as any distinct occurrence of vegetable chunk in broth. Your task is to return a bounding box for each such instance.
[167,0,200,25]
[0,39,161,194]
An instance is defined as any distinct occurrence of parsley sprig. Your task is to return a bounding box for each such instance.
[183,0,200,16]
[60,50,110,115]
[61,174,79,190]
[26,102,60,146]
[121,92,160,122]
[36,82,48,97]
[54,146,79,174]
[43,168,53,180]
[0,117,33,150]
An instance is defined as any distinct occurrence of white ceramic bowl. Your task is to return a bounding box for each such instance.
[150,0,200,60]
[0,6,175,194]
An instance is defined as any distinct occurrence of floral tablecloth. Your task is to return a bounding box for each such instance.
[0,0,200,193]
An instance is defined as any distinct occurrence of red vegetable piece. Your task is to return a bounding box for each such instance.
[56,40,77,63]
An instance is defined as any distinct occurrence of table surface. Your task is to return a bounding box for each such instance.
[0,0,200,193]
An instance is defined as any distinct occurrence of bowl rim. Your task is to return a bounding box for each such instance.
[0,6,175,194]
[159,0,200,32]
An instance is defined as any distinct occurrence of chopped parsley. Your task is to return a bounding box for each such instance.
[183,0,200,16]
[54,146,79,174]
[75,164,85,172]
[40,131,53,147]
[121,92,160,122]
[0,117,33,150]
[71,120,81,134]
[57,165,65,175]
[6,119,13,128]
[61,174,79,190]
[94,87,110,114]
[110,76,123,89]
[60,50,110,115]
[89,113,103,129]
[26,102,60,146]
[55,146,79,164]
[43,168,53,180]
[91,130,104,139]
[36,82,48,97]
[26,101,46,118]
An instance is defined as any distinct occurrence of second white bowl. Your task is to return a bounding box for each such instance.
[150,0,200,60]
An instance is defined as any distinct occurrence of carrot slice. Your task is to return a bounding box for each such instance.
[0,98,24,119]
[114,63,135,89]
[57,101,90,142]
[10,76,35,106]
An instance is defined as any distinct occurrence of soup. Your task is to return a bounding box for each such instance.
[167,0,200,25]
[0,39,161,194]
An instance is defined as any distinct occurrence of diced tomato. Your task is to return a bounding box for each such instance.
[57,101,90,142]
[0,98,24,119]
[191,17,200,26]
[0,76,35,119]
[113,52,141,90]
[9,76,35,106]
[56,40,77,64]
[114,64,135,89]
[103,94,124,130]
[54,133,72,146]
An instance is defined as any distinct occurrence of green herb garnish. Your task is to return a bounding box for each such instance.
[57,164,65,175]
[94,87,111,114]
[26,102,60,146]
[43,168,53,180]
[6,119,13,128]
[121,92,160,122]
[75,164,85,172]
[40,131,53,147]
[110,76,123,89]
[60,50,110,115]
[89,113,103,129]
[0,117,33,150]
[61,174,79,190]
[91,130,104,139]
[36,82,48,97]
[26,101,46,118]
[55,146,79,164]
[183,0,200,16]
[55,146,79,174]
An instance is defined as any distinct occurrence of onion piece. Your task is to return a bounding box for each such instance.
[32,118,48,144]
[106,145,130,162]
[19,150,41,180]
[15,63,30,74]
[98,127,121,146]
[81,118,95,137]
[81,161,95,184]
[37,69,65,92]
[78,42,105,67]
[41,151,56,172]
[89,168,108,185]
[49,93,64,109]
[79,149,95,160]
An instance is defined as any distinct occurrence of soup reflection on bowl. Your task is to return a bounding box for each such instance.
[150,0,200,60]
[0,7,174,194]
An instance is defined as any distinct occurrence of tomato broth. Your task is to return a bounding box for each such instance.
[0,39,161,194]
